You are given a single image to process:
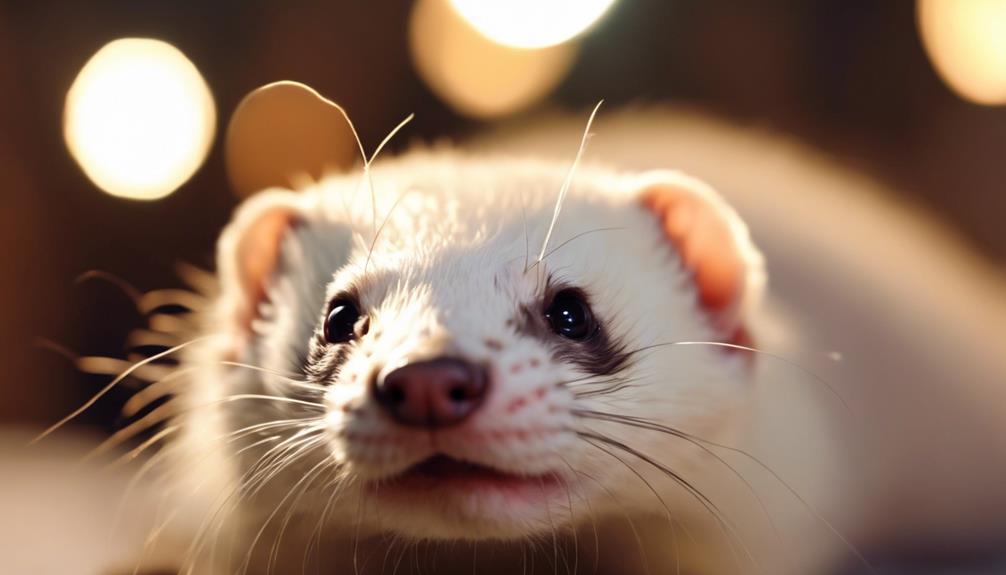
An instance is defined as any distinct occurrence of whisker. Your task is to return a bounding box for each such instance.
[364,113,415,242]
[363,185,411,275]
[121,360,320,426]
[581,435,696,574]
[185,430,328,573]
[216,394,325,410]
[582,410,873,571]
[527,226,626,272]
[303,470,352,572]
[108,401,324,473]
[112,425,180,468]
[31,335,217,444]
[391,536,411,575]
[35,337,170,380]
[353,491,364,575]
[539,475,561,575]
[219,361,318,389]
[521,191,530,273]
[535,100,604,266]
[554,454,601,575]
[556,372,627,388]
[241,449,331,574]
[572,376,645,399]
[88,399,181,460]
[558,471,579,575]
[121,367,196,418]
[568,465,652,575]
[266,458,335,574]
[578,430,758,572]
[575,409,791,570]
[368,114,415,166]
[75,269,143,304]
[624,339,851,412]
[292,81,369,168]
[242,426,329,498]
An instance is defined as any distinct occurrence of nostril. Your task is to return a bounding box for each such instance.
[385,384,406,405]
[448,385,468,402]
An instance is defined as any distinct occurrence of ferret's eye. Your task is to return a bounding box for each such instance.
[544,289,596,341]
[324,300,361,344]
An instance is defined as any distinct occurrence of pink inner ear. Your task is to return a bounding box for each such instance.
[236,210,296,328]
[641,185,744,317]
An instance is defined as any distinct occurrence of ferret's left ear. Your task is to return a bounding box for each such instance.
[636,171,765,333]
[216,190,306,333]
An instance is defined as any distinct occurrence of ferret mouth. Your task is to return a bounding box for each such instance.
[371,454,562,494]
[362,454,568,537]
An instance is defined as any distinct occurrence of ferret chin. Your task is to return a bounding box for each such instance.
[115,109,1006,575]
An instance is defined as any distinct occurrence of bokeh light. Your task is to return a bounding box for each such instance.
[226,81,358,197]
[64,38,216,200]
[449,0,617,49]
[918,0,1006,106]
[410,0,576,118]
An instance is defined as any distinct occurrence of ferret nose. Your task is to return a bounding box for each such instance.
[373,357,489,428]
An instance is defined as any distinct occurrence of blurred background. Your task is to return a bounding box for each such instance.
[2,0,1006,508]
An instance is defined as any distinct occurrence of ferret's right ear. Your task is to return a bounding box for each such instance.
[216,190,305,334]
[634,171,765,335]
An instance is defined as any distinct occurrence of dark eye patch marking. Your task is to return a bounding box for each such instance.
[512,283,630,377]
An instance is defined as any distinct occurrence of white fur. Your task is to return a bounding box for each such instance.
[157,151,794,574]
[132,108,1006,575]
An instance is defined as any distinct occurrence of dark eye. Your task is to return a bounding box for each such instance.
[324,299,362,344]
[544,289,596,341]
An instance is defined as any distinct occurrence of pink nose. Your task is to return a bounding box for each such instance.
[373,357,489,428]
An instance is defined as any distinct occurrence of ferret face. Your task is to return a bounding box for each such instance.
[209,154,762,542]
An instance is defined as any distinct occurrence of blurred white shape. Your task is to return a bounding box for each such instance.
[918,0,1006,106]
[411,0,576,118]
[449,0,617,48]
[64,38,216,200]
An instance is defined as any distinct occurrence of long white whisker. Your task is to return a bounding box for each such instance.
[31,335,217,444]
[75,269,143,304]
[266,458,336,573]
[121,367,198,418]
[238,452,331,575]
[217,394,325,410]
[303,470,352,572]
[368,113,415,166]
[667,340,851,411]
[183,428,327,572]
[218,361,322,392]
[536,100,603,265]
[88,400,181,461]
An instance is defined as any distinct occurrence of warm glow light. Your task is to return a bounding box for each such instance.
[449,0,617,49]
[64,38,216,200]
[410,0,576,118]
[918,0,1006,106]
[226,82,359,198]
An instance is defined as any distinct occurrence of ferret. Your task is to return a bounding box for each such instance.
[61,107,1006,575]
